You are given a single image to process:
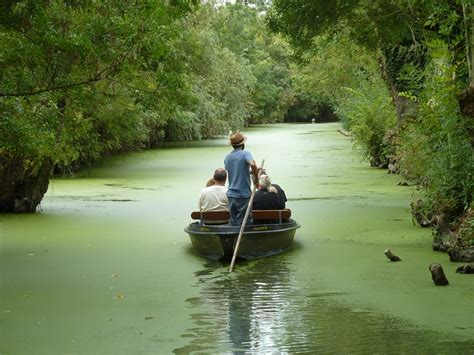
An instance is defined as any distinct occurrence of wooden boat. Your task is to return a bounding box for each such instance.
[185,209,300,261]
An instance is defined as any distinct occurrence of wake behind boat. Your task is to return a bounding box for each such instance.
[185,209,300,261]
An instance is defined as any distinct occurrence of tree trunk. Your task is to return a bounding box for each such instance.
[377,53,414,124]
[0,157,52,213]
[462,2,472,83]
[471,5,474,89]
[459,5,474,121]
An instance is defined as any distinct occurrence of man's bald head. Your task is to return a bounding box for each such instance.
[213,168,227,184]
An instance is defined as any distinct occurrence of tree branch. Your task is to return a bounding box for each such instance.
[471,4,474,88]
[109,79,159,94]
[0,37,139,98]
[0,76,105,97]
[462,2,472,81]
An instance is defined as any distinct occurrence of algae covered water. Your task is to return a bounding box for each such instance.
[1,123,473,354]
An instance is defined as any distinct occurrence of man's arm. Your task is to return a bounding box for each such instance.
[248,160,259,189]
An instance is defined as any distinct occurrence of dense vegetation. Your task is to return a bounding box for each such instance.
[0,0,302,213]
[269,0,473,259]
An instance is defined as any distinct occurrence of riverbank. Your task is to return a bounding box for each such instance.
[1,123,473,354]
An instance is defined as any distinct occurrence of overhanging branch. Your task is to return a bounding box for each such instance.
[0,39,139,98]
[0,76,104,97]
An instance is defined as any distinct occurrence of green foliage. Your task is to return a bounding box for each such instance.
[382,43,428,95]
[268,1,361,50]
[268,0,418,53]
[210,4,295,124]
[249,36,294,123]
[158,2,295,139]
[0,96,56,162]
[288,33,397,164]
[283,90,320,122]
[335,72,398,167]
[397,43,473,219]
[269,0,474,237]
[269,0,472,96]
[291,34,372,104]
[0,0,304,211]
[1,0,297,186]
[457,208,474,245]
[161,5,256,140]
[0,0,198,173]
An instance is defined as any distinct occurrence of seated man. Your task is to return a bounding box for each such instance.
[198,168,229,224]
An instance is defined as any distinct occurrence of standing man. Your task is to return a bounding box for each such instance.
[224,131,259,226]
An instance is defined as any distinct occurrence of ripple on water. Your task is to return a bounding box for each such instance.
[173,255,474,354]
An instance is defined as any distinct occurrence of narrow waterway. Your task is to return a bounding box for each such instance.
[1,123,473,354]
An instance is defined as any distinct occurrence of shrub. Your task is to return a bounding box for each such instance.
[397,42,473,230]
[335,70,397,167]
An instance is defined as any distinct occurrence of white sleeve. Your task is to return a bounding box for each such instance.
[198,191,204,210]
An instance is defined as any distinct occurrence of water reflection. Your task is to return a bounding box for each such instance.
[174,253,474,354]
[174,255,299,353]
[226,260,294,353]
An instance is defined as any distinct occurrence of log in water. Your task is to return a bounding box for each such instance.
[429,263,449,286]
[384,248,401,261]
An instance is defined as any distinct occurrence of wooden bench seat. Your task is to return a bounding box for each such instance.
[190,209,291,224]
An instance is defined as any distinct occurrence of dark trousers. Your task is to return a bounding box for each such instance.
[228,197,252,226]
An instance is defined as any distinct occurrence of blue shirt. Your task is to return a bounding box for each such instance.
[224,149,254,198]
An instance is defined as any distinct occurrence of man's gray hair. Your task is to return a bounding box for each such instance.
[259,174,277,193]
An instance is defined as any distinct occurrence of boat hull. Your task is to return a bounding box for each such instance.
[185,220,300,261]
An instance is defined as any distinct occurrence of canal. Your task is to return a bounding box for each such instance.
[1,123,473,353]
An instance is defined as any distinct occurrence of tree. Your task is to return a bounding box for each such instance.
[0,0,197,212]
[269,0,473,111]
[211,3,295,123]
[268,0,474,250]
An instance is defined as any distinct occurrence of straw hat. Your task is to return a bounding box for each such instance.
[229,131,247,146]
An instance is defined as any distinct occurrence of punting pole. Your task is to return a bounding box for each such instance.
[229,159,265,272]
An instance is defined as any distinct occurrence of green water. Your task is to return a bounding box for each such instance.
[1,123,473,354]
